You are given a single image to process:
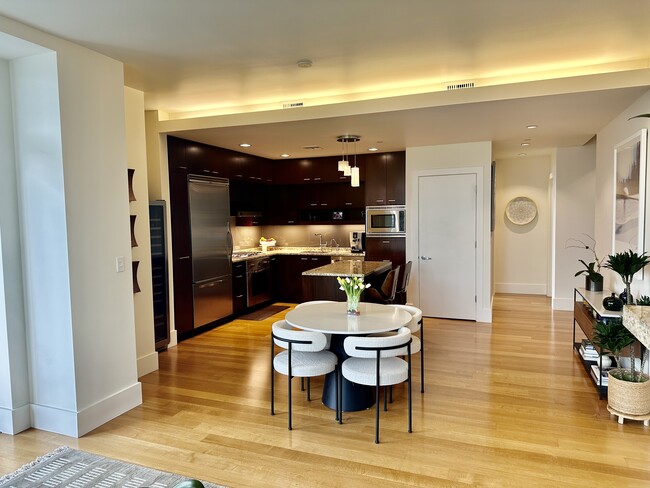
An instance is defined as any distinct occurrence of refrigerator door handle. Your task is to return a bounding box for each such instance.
[226,221,233,259]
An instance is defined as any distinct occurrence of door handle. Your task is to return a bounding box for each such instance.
[420,256,432,260]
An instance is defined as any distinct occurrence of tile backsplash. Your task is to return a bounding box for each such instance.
[231,220,364,250]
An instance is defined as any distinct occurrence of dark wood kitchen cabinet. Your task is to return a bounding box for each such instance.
[365,236,406,269]
[365,152,405,206]
[272,255,331,302]
[232,261,247,313]
[168,166,195,337]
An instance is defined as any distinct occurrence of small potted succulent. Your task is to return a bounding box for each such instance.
[566,235,604,292]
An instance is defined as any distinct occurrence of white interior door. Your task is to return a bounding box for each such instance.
[418,173,477,320]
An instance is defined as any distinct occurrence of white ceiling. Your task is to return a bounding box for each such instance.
[1,0,650,159]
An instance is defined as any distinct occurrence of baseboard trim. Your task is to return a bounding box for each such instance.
[494,283,547,295]
[31,382,142,437]
[553,297,573,311]
[169,329,178,348]
[0,403,30,435]
[137,351,159,378]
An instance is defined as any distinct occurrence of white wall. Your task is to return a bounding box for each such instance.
[552,140,597,310]
[494,155,551,295]
[1,16,142,437]
[0,57,30,434]
[125,86,158,377]
[406,141,492,322]
[595,90,650,296]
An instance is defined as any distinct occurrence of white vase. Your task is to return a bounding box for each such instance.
[599,356,612,369]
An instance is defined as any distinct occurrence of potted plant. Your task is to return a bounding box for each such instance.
[566,235,604,292]
[603,250,650,305]
[592,319,650,416]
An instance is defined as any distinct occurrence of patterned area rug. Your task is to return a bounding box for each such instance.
[0,446,226,488]
[238,304,289,321]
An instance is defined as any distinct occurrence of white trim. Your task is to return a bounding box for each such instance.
[409,166,484,321]
[137,351,159,378]
[31,382,142,438]
[0,403,30,435]
[552,297,574,311]
[494,283,547,295]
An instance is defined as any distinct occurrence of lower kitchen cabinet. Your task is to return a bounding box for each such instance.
[365,236,406,269]
[232,261,247,313]
[272,255,331,302]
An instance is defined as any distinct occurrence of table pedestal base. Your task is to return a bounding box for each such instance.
[322,334,375,412]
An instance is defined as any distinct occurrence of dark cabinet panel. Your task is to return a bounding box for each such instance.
[172,256,194,336]
[365,236,406,270]
[267,185,300,224]
[272,255,331,302]
[232,261,247,313]
[385,152,406,205]
[364,152,405,206]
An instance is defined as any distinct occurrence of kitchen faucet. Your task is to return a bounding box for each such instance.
[315,233,324,250]
[328,238,339,248]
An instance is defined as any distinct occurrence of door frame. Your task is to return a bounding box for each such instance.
[408,166,486,321]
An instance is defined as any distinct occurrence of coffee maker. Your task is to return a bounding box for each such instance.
[350,231,366,253]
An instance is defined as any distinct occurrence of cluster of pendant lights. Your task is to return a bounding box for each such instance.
[337,135,361,187]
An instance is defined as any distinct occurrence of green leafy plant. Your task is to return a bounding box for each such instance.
[636,295,650,306]
[566,235,604,283]
[603,250,650,303]
[602,250,650,381]
[591,319,634,369]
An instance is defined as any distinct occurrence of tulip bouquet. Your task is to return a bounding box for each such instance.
[337,275,370,315]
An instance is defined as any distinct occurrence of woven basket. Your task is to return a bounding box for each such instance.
[607,368,650,415]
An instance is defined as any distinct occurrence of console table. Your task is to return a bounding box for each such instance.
[573,288,622,398]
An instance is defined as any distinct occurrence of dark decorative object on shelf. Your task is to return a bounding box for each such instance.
[130,215,138,247]
[585,276,603,292]
[132,260,141,293]
[603,293,624,311]
[128,168,136,202]
[619,290,633,305]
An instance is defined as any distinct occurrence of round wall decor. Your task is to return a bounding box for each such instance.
[505,196,537,225]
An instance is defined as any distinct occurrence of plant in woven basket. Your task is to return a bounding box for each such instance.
[591,319,634,369]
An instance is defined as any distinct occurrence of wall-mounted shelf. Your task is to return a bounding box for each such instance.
[130,215,138,247]
[132,260,141,293]
[128,168,136,202]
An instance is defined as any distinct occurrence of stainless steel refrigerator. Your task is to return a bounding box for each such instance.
[188,175,233,328]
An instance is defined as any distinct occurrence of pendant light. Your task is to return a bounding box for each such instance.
[337,135,360,184]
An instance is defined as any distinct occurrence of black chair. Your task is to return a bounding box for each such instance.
[365,267,400,304]
[395,261,412,305]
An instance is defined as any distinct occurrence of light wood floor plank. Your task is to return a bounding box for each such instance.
[2,295,650,487]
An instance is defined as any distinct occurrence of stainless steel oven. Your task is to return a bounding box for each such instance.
[366,205,406,235]
[247,257,272,307]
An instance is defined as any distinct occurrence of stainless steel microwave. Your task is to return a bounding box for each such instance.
[366,205,406,235]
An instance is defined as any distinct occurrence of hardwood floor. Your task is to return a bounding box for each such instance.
[2,295,650,487]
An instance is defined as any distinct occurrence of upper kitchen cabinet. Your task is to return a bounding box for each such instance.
[364,152,405,206]
[274,156,346,185]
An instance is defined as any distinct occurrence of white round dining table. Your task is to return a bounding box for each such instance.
[284,301,412,411]
[284,301,412,335]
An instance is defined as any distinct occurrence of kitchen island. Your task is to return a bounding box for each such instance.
[301,260,391,302]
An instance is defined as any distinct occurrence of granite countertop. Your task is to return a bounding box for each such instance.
[232,246,365,262]
[623,305,650,350]
[302,260,391,277]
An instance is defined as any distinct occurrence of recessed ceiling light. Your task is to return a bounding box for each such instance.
[297,59,313,68]
[521,142,530,147]
[280,154,290,158]
[368,147,379,152]
[239,143,251,148]
[518,153,527,157]
[527,125,538,129]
